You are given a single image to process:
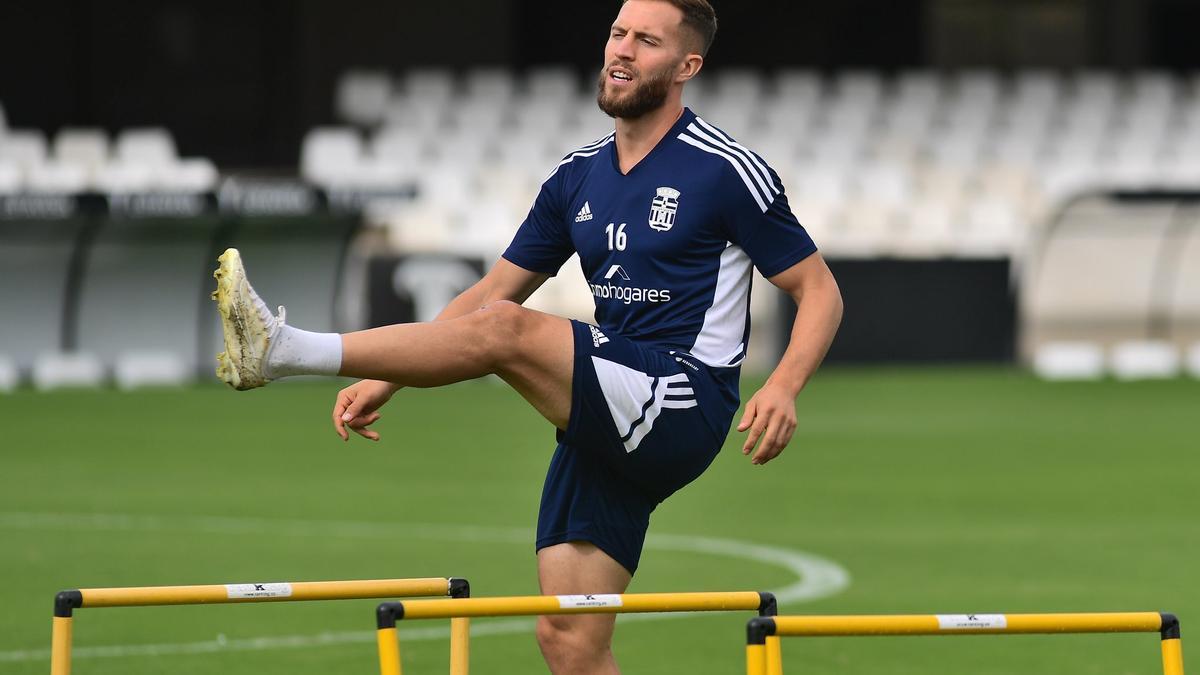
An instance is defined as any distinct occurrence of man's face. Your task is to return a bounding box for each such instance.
[597,0,689,119]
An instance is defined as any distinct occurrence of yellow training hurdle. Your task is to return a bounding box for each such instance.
[50,577,469,675]
[375,590,780,675]
[745,612,1184,675]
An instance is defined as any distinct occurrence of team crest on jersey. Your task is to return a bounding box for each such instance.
[648,187,680,232]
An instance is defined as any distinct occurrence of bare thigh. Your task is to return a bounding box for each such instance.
[493,308,575,431]
[340,302,575,429]
[537,541,634,642]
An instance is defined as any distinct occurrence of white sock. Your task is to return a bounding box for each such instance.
[265,325,343,379]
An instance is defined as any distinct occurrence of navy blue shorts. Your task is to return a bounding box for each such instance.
[536,321,737,575]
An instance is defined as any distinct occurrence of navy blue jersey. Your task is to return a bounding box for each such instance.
[503,107,816,382]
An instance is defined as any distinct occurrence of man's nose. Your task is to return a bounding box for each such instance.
[612,37,636,62]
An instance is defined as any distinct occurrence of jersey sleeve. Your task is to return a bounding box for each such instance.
[721,163,818,278]
[501,172,575,276]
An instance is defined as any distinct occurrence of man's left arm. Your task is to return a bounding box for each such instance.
[739,252,843,465]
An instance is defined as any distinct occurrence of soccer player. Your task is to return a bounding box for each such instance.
[212,0,842,671]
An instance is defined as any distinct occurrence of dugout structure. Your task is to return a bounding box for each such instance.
[1021,191,1200,358]
[375,590,780,675]
[745,611,1184,675]
[50,576,469,675]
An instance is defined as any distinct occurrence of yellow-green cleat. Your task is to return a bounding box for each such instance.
[212,248,284,390]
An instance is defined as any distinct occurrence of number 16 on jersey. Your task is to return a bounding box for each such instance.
[606,222,628,251]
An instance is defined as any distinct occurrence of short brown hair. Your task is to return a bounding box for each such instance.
[624,0,718,56]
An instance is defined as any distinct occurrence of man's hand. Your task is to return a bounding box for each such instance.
[736,382,798,465]
[332,379,401,441]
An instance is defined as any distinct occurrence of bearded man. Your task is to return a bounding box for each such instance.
[212,1,843,672]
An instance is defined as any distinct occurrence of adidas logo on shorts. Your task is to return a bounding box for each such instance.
[589,325,609,347]
[575,201,594,222]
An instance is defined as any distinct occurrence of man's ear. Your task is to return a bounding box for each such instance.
[677,53,704,83]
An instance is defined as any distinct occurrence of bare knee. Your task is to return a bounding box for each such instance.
[470,300,531,368]
[536,615,614,674]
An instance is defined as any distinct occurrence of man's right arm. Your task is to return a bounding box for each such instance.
[432,257,552,321]
[332,257,551,440]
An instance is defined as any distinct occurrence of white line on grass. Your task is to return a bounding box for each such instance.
[0,511,850,663]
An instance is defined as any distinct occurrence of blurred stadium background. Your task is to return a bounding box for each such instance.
[0,1,1196,673]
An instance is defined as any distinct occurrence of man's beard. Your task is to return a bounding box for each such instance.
[596,63,674,119]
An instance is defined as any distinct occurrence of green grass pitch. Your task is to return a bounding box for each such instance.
[0,367,1195,674]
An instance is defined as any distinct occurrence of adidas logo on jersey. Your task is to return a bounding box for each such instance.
[590,325,609,347]
[575,201,594,222]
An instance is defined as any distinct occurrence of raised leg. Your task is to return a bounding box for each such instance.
[340,300,574,428]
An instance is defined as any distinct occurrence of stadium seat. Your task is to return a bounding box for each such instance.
[526,66,580,102]
[712,68,765,105]
[0,355,17,393]
[335,69,393,126]
[300,127,364,187]
[0,129,48,168]
[92,160,154,193]
[31,352,105,390]
[53,128,110,173]
[898,200,958,257]
[152,158,219,192]
[381,96,445,133]
[451,100,510,136]
[464,67,516,105]
[1109,340,1180,380]
[115,127,178,167]
[773,69,822,110]
[383,201,455,254]
[400,68,456,103]
[854,163,911,206]
[24,160,90,194]
[113,350,192,389]
[1187,343,1200,378]
[1032,342,1105,380]
[0,159,21,194]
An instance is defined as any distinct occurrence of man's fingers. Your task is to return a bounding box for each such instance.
[736,400,756,432]
[741,417,767,455]
[751,418,781,465]
[753,417,796,465]
[332,393,352,441]
[346,412,382,441]
[341,398,367,423]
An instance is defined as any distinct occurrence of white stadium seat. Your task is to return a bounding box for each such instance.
[335,69,393,126]
[1032,342,1105,380]
[32,352,106,390]
[1188,344,1200,378]
[53,128,109,172]
[400,68,456,103]
[152,158,219,192]
[113,351,191,389]
[301,127,364,187]
[24,161,90,194]
[93,160,154,193]
[115,127,178,167]
[0,355,17,393]
[0,159,22,194]
[371,127,428,169]
[0,129,49,168]
[464,67,516,104]
[526,66,580,101]
[1109,341,1181,380]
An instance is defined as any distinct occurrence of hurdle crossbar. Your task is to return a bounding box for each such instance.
[50,577,468,675]
[375,591,778,675]
[745,612,1184,675]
